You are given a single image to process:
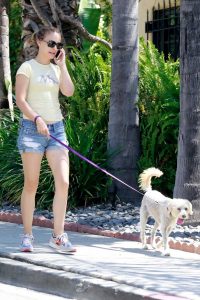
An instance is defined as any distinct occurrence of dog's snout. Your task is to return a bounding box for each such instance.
[182,214,187,219]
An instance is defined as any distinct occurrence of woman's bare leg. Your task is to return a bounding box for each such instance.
[21,152,43,235]
[46,149,69,236]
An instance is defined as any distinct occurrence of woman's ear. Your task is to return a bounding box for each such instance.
[35,38,41,47]
[37,41,41,46]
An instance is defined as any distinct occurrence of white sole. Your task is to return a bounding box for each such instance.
[49,241,76,253]
[20,247,33,252]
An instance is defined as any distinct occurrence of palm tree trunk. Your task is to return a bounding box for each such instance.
[0,6,14,119]
[174,0,200,222]
[0,1,8,109]
[0,50,7,109]
[0,0,14,119]
[107,0,140,205]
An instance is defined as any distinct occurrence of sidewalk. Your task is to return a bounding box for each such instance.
[0,221,200,300]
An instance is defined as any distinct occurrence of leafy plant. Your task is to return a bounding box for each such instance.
[9,0,23,81]
[0,111,22,205]
[95,0,112,41]
[64,48,111,207]
[138,39,180,195]
[65,116,111,208]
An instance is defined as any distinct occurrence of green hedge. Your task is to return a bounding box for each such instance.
[138,39,180,196]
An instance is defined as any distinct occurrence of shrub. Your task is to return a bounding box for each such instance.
[0,112,23,205]
[9,0,23,81]
[138,39,180,195]
[64,48,111,207]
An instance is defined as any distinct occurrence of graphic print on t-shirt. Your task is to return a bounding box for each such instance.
[37,73,59,85]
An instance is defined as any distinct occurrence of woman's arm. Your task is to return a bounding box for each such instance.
[59,64,75,97]
[15,74,38,121]
[15,74,49,136]
[55,49,75,97]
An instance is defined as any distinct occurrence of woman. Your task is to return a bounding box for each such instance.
[16,26,76,252]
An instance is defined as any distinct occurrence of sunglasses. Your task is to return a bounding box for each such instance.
[43,40,63,49]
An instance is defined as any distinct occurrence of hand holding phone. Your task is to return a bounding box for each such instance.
[55,50,61,59]
[54,49,65,66]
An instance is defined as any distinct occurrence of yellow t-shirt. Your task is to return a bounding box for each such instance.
[16,59,63,122]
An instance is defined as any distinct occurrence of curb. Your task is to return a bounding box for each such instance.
[0,256,189,300]
[0,211,200,255]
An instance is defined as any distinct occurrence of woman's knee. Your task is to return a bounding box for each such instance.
[55,178,69,192]
[24,178,39,193]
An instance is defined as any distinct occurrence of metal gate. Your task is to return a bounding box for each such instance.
[145,0,180,60]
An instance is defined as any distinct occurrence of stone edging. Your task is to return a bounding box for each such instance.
[0,211,200,255]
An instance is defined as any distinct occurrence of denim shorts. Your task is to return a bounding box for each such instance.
[17,119,68,154]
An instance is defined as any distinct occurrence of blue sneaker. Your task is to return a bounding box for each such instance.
[20,234,34,252]
[49,233,76,253]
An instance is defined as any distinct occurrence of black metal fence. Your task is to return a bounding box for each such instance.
[145,0,180,60]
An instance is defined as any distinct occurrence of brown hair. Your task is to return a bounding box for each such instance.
[32,26,60,43]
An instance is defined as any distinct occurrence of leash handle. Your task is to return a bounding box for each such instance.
[50,134,143,196]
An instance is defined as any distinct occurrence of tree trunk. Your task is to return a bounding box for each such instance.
[20,0,80,61]
[0,6,14,119]
[174,0,200,223]
[0,0,9,109]
[107,0,140,205]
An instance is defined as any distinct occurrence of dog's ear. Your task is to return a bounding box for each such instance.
[167,203,173,216]
[188,201,193,216]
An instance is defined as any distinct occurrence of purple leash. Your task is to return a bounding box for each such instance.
[50,134,144,196]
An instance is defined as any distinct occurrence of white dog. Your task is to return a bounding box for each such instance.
[139,167,193,256]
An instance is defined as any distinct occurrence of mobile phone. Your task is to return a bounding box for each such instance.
[55,50,61,59]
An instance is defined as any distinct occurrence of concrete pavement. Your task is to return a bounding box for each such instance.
[0,282,74,300]
[0,221,200,300]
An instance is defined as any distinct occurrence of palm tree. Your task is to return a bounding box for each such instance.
[107,0,140,205]
[0,1,14,119]
[20,0,79,60]
[174,0,200,222]
[0,1,8,108]
[20,0,111,61]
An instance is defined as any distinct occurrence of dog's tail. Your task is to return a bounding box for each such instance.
[138,167,163,192]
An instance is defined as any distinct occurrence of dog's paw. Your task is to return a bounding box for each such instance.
[151,243,157,249]
[156,240,163,249]
[162,250,171,256]
[142,244,148,250]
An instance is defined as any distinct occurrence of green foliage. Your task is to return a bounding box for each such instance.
[63,48,111,207]
[138,39,180,195]
[0,47,111,209]
[95,0,112,41]
[0,111,22,205]
[9,0,23,81]
[64,47,111,120]
[65,116,111,208]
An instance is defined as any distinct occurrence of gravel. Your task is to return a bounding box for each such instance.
[1,201,200,244]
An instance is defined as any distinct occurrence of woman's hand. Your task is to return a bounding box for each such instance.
[55,48,75,97]
[35,117,49,136]
[54,48,66,67]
